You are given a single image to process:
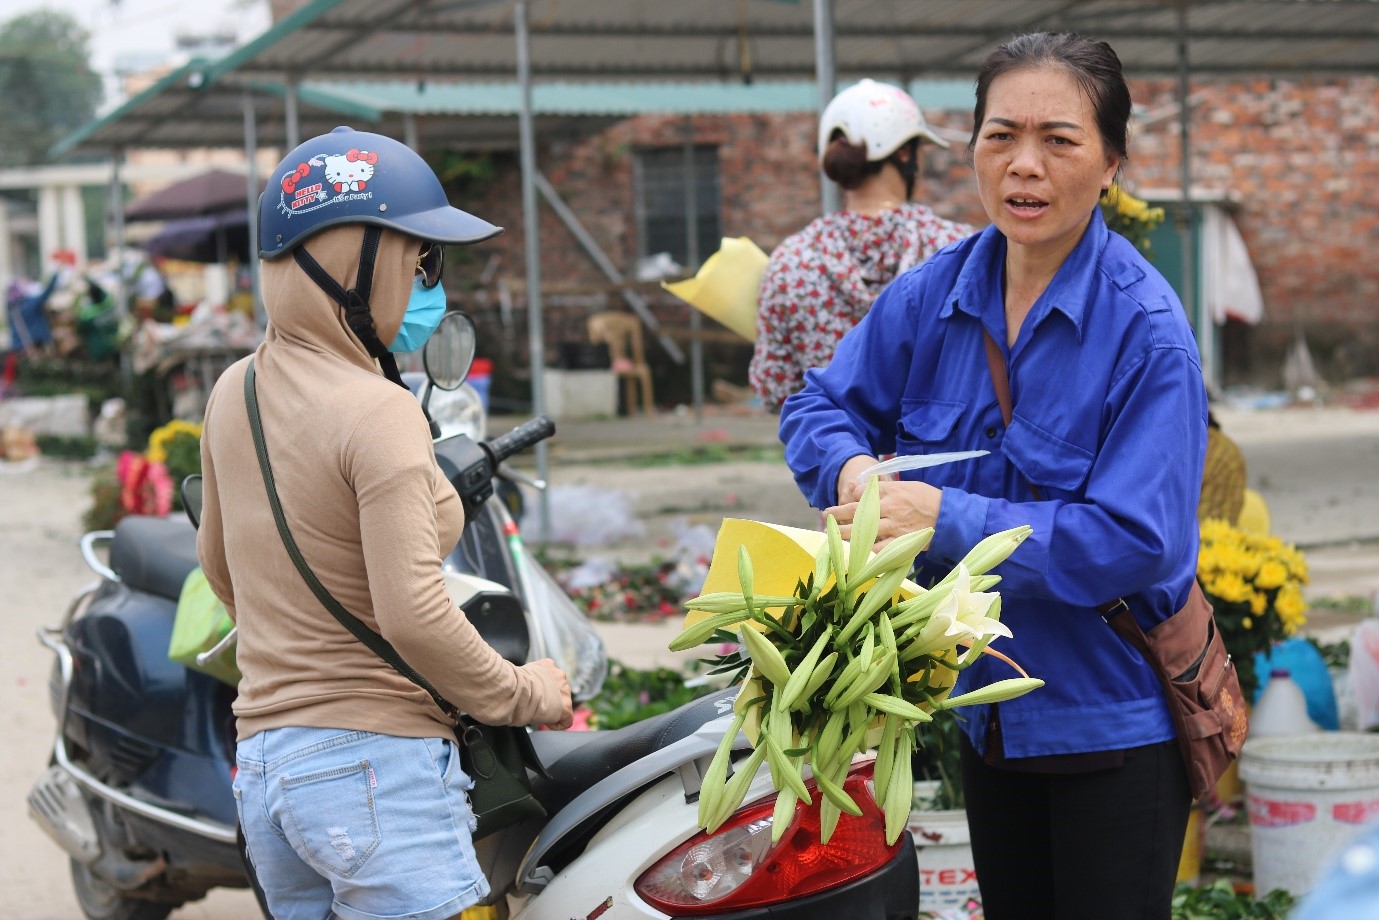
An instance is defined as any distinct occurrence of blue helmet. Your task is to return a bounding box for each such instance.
[258,125,501,259]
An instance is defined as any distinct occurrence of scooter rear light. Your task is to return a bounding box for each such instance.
[634,761,901,915]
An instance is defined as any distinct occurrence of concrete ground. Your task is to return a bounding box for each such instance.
[3,400,1378,917]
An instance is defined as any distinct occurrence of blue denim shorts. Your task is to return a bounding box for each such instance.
[234,726,488,920]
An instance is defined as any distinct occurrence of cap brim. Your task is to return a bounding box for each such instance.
[394,204,503,245]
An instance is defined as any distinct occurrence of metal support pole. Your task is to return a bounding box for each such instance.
[37,186,61,266]
[1176,3,1209,387]
[403,113,419,151]
[60,185,88,263]
[284,77,300,150]
[0,199,12,309]
[110,147,131,392]
[683,117,703,423]
[243,91,263,328]
[813,0,839,215]
[109,151,127,321]
[516,0,550,540]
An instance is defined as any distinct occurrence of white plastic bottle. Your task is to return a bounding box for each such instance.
[1249,667,1323,738]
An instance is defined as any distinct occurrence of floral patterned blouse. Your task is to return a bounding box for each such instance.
[749,203,972,411]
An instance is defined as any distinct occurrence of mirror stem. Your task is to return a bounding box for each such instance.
[420,381,442,439]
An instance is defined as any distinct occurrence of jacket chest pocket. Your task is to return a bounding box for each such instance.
[896,399,966,453]
[1003,415,1095,496]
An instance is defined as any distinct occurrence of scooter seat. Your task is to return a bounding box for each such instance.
[110,515,200,600]
[529,687,736,817]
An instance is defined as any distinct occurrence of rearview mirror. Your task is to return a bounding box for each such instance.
[423,312,477,391]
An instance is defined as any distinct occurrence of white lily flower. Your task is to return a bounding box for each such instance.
[904,565,1011,658]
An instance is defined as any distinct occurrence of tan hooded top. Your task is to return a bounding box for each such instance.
[198,224,565,742]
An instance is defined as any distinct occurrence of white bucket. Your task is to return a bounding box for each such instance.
[908,808,981,916]
[1239,731,1379,896]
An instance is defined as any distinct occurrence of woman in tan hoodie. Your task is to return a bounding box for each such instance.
[198,126,572,920]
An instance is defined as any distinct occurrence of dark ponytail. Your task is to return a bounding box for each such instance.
[821,132,885,190]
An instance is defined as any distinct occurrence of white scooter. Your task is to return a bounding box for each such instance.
[421,314,920,919]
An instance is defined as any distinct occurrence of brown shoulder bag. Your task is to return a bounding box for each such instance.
[983,331,1248,800]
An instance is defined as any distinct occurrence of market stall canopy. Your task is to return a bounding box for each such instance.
[141,212,251,264]
[124,169,253,222]
[216,0,1379,81]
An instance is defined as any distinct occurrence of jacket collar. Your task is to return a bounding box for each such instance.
[943,206,1111,344]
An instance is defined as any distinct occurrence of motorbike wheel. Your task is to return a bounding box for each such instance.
[69,859,174,920]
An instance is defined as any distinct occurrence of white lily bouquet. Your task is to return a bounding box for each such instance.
[669,478,1044,846]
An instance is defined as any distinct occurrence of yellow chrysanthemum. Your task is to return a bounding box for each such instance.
[146,419,203,463]
[1205,572,1254,605]
[1198,517,1310,649]
[1275,584,1309,634]
[1255,560,1288,591]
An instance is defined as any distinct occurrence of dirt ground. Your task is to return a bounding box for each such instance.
[3,403,1378,918]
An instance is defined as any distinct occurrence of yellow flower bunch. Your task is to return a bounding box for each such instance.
[1101,184,1166,256]
[1198,517,1310,698]
[146,419,203,464]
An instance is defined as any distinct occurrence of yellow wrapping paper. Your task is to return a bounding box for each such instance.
[689,518,948,744]
[661,236,769,342]
[688,518,924,629]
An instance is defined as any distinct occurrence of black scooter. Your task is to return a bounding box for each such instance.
[27,313,580,920]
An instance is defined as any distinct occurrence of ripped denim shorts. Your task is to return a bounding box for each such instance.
[234,726,487,920]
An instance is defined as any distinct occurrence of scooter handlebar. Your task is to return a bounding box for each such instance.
[485,415,556,466]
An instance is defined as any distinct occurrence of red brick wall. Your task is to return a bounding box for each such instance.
[1129,76,1379,382]
[454,78,1379,392]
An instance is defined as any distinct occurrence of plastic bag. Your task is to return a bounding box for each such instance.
[543,484,645,547]
[168,567,241,686]
[1349,620,1379,731]
[515,543,607,701]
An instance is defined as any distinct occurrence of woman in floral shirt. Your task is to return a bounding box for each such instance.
[749,79,973,411]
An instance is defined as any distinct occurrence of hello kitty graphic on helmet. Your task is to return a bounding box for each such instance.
[259,125,500,259]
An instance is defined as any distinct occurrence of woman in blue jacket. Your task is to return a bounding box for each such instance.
[780,31,1206,919]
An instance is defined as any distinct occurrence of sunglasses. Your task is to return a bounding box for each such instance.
[415,242,444,290]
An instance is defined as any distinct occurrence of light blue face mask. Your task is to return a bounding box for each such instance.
[388,275,447,353]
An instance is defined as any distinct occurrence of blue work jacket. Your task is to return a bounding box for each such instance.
[780,208,1209,758]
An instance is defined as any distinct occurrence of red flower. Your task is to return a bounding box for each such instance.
[117,451,173,516]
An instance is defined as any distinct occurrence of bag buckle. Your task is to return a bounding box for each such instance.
[1098,598,1131,624]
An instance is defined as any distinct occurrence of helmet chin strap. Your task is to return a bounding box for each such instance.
[292,227,408,389]
[889,137,921,201]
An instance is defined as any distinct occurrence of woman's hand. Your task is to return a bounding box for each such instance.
[836,455,882,504]
[825,479,943,551]
[527,658,575,730]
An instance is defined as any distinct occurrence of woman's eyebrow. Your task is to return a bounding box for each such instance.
[984,117,1084,131]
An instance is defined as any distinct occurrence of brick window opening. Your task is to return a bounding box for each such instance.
[633,145,722,270]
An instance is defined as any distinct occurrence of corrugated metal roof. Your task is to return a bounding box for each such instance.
[50,58,383,158]
[51,0,1379,159]
[216,0,1379,82]
[53,72,968,158]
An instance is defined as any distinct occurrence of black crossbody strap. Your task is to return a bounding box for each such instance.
[243,359,459,719]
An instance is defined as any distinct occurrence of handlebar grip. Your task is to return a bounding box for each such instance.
[485,415,556,465]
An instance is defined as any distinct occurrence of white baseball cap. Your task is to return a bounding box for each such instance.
[817,78,949,162]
